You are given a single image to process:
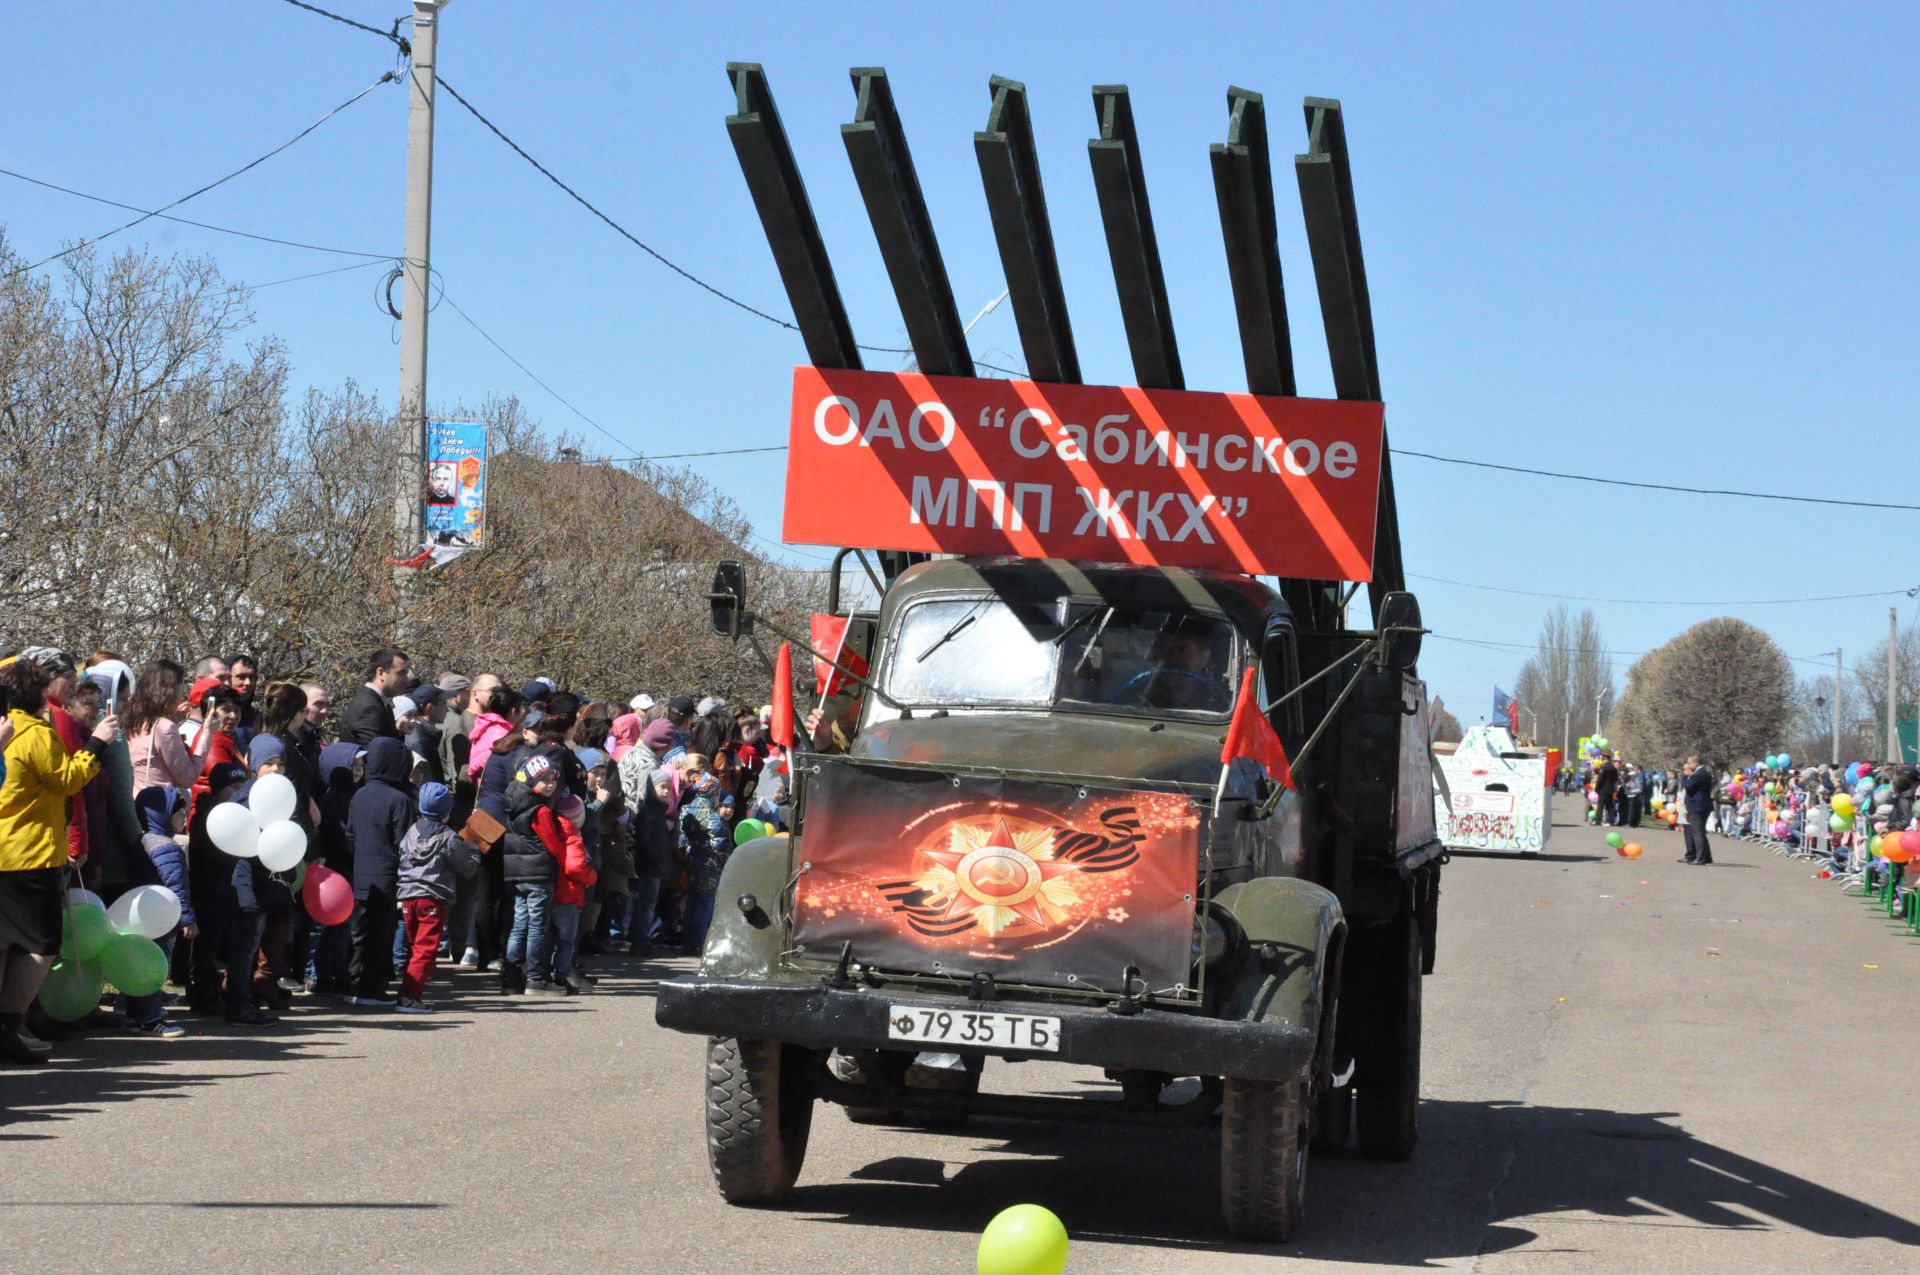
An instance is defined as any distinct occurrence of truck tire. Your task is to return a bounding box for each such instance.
[1220,1076,1309,1242]
[706,1036,813,1203]
[1354,915,1420,1160]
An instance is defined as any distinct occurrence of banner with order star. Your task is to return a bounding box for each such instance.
[791,762,1201,993]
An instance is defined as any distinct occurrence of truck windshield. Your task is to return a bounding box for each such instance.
[887,597,1237,715]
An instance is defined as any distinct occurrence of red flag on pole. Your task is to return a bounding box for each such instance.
[1220,669,1294,791]
[771,641,795,750]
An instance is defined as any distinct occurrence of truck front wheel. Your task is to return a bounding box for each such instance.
[706,1036,814,1203]
[1220,1075,1309,1241]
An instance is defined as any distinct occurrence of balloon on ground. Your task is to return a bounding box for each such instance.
[106,884,182,940]
[1622,843,1643,858]
[977,1204,1070,1275]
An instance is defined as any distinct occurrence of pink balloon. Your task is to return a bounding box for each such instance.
[303,863,353,926]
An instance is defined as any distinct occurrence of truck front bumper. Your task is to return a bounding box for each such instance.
[654,977,1315,1083]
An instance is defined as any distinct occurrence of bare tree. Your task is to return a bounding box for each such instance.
[1608,617,1792,767]
[1847,620,1920,761]
[1430,702,1464,744]
[1512,605,1614,752]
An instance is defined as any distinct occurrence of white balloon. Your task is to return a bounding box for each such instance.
[256,820,307,873]
[107,885,182,939]
[67,886,104,911]
[248,773,298,829]
[208,802,260,857]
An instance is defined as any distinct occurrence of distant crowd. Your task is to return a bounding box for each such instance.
[0,645,790,1064]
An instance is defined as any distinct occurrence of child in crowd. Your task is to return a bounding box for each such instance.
[501,755,563,995]
[548,791,599,994]
[347,737,415,1008]
[679,754,731,953]
[127,785,192,1038]
[395,781,479,1014]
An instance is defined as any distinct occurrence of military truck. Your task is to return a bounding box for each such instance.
[654,66,1442,1242]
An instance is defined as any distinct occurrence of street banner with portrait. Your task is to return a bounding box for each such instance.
[424,420,487,554]
[782,366,1385,580]
[792,761,1202,993]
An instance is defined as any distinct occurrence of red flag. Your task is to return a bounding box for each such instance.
[809,612,869,699]
[1220,669,1294,791]
[771,642,795,750]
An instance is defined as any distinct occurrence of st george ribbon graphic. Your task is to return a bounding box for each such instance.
[792,763,1202,993]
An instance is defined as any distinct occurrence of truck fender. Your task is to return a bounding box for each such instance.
[1210,877,1346,1073]
[699,837,793,979]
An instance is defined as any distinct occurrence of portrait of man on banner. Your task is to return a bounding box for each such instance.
[423,420,488,550]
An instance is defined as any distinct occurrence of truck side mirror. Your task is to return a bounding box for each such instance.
[1378,590,1422,670]
[709,560,749,640]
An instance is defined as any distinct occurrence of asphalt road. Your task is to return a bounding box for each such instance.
[4,796,1918,1273]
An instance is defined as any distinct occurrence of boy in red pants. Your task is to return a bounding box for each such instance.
[396,782,479,1014]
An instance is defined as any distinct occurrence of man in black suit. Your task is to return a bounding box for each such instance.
[1592,754,1619,826]
[1681,754,1715,865]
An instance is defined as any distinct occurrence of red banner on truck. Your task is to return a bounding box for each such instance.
[782,366,1384,580]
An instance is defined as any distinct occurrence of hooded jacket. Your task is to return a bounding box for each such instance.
[478,735,526,821]
[551,812,597,908]
[407,719,446,785]
[467,710,515,781]
[398,814,481,903]
[348,736,415,899]
[135,785,195,928]
[632,769,677,880]
[1,709,106,872]
[315,741,361,873]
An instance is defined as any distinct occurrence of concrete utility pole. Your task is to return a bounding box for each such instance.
[394,0,446,573]
[1833,646,1842,765]
[1594,687,1605,736]
[1889,607,1900,762]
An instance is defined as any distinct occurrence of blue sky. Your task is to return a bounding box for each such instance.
[5,1,1916,723]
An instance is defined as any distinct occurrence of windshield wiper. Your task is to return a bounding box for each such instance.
[917,601,988,663]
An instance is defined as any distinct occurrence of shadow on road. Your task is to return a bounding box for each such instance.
[0,952,689,1135]
[784,1097,1920,1263]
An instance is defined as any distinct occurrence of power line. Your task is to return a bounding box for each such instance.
[1408,571,1918,608]
[10,72,400,276]
[280,0,410,48]
[1395,449,1916,512]
[1430,631,1835,669]
[244,258,394,291]
[435,287,640,456]
[0,168,392,260]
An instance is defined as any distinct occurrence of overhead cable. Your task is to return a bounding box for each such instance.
[1396,449,1915,513]
[1408,572,1919,608]
[12,73,399,276]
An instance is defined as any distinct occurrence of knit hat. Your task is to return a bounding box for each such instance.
[206,762,249,794]
[189,675,224,709]
[418,781,454,822]
[392,695,418,719]
[574,747,608,774]
[248,734,287,769]
[555,792,586,825]
[436,672,472,694]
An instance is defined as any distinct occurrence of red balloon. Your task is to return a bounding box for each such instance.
[303,863,354,925]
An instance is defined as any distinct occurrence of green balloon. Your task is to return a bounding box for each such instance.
[1828,813,1852,834]
[1605,831,1625,849]
[732,818,769,847]
[38,958,105,1022]
[60,902,113,962]
[977,1204,1070,1275]
[99,931,169,997]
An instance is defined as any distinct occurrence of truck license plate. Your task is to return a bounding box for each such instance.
[886,1004,1062,1053]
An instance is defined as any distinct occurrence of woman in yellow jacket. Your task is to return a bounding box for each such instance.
[1,658,118,1065]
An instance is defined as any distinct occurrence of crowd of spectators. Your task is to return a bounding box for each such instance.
[1561,748,1917,894]
[0,644,789,1064]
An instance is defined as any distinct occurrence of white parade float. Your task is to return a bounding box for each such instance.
[1432,724,1552,856]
